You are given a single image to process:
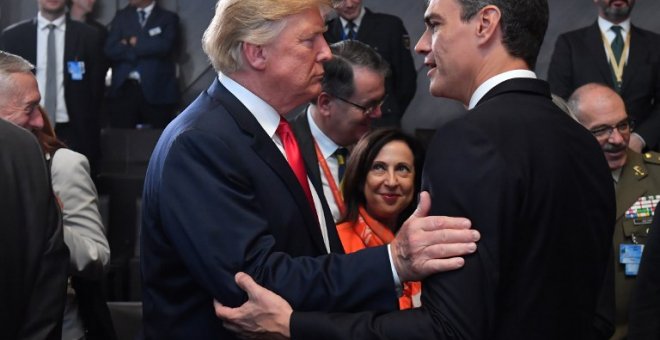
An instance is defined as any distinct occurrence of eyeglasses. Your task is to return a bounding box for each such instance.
[589,118,634,139]
[331,94,387,116]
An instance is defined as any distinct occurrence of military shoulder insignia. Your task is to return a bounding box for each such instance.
[625,195,660,225]
[643,151,660,165]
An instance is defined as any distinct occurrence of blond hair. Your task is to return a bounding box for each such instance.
[202,0,333,73]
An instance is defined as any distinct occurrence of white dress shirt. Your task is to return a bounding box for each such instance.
[598,16,631,64]
[36,12,69,123]
[339,6,366,37]
[469,70,537,109]
[307,107,343,222]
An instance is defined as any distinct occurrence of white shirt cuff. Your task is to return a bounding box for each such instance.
[387,244,403,297]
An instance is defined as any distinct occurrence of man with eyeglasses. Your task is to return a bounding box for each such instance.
[290,39,389,222]
[568,82,660,340]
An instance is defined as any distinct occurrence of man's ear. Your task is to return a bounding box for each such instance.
[242,42,267,70]
[317,92,334,117]
[476,5,501,43]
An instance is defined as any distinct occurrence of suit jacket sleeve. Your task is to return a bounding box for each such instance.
[628,202,660,339]
[290,120,514,339]
[547,33,575,100]
[157,129,397,312]
[51,149,110,280]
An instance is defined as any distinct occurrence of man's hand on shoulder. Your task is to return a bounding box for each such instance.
[390,191,479,282]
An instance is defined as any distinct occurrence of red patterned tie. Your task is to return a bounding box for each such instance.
[276,118,318,217]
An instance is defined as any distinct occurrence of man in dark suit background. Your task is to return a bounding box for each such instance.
[104,0,179,129]
[140,0,480,339]
[0,51,69,340]
[548,0,660,152]
[0,0,104,172]
[324,0,416,128]
[290,39,388,222]
[215,0,616,339]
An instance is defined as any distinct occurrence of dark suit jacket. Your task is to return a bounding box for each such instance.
[0,16,104,162]
[628,201,660,340]
[0,120,69,340]
[548,22,660,150]
[105,4,179,105]
[290,78,616,340]
[140,79,398,339]
[325,8,416,126]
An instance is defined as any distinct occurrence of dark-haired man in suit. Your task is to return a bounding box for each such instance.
[0,0,104,171]
[548,0,660,152]
[324,0,416,128]
[290,40,389,222]
[104,0,179,129]
[215,0,617,338]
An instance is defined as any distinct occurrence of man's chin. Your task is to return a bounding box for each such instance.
[606,150,627,169]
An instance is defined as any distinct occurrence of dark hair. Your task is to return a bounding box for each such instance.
[317,40,390,102]
[35,106,66,155]
[340,128,424,230]
[457,0,548,69]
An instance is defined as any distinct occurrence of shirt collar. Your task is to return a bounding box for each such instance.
[307,105,341,160]
[598,16,631,35]
[468,70,537,109]
[217,72,281,138]
[137,1,156,16]
[339,6,366,30]
[37,12,66,30]
[612,166,622,184]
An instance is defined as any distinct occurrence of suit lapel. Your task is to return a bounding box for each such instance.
[63,19,80,87]
[621,26,645,94]
[326,17,343,43]
[290,110,323,186]
[356,9,375,41]
[206,79,328,252]
[289,110,345,253]
[585,22,616,87]
[616,150,649,220]
[25,19,39,65]
[144,5,161,29]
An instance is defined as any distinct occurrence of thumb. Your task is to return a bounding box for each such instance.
[234,272,261,298]
[411,191,431,219]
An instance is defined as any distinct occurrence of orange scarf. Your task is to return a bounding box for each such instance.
[336,206,422,309]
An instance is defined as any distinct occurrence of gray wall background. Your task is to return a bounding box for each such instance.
[2,0,659,134]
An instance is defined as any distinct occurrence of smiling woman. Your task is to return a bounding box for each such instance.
[337,128,424,309]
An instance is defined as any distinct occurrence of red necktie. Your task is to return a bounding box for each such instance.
[276,118,318,217]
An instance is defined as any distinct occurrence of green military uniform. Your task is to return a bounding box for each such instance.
[611,149,660,339]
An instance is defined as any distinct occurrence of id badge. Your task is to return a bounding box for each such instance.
[625,263,640,276]
[67,61,85,80]
[620,244,645,276]
[149,26,162,36]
